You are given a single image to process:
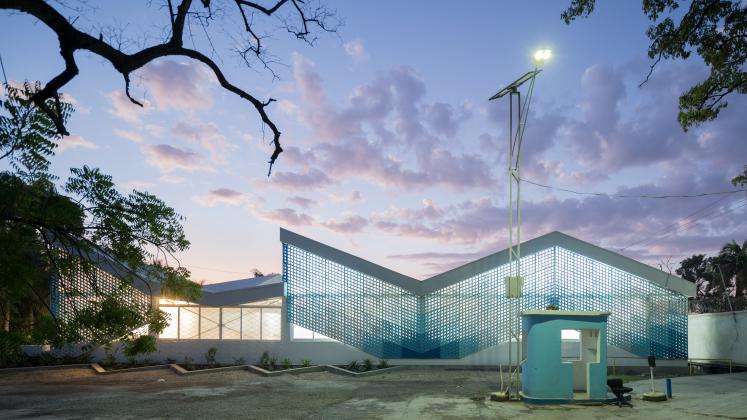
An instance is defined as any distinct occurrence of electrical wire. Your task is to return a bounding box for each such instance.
[619,197,747,252]
[521,177,747,199]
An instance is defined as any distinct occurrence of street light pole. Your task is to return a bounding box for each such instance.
[489,48,550,400]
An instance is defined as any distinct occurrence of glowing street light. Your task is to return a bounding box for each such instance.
[488,47,551,401]
[534,48,552,64]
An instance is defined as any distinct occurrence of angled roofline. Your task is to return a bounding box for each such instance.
[280,229,696,297]
[280,228,422,292]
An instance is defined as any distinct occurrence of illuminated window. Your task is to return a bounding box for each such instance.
[261,308,281,340]
[200,307,220,339]
[160,306,179,339]
[222,308,241,340]
[179,306,199,339]
[158,298,283,340]
[292,324,338,341]
[241,307,261,340]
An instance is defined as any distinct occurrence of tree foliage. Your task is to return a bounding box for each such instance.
[0,82,199,356]
[0,0,339,175]
[677,239,747,298]
[562,0,746,131]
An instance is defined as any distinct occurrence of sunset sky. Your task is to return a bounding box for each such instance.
[1,1,745,284]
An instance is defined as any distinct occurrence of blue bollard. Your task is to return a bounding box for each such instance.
[666,378,672,398]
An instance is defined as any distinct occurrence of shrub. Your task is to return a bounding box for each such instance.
[377,359,389,369]
[182,356,195,371]
[268,358,277,370]
[281,358,292,369]
[301,359,312,367]
[362,359,372,371]
[234,357,246,365]
[259,351,271,368]
[346,360,359,371]
[206,346,218,366]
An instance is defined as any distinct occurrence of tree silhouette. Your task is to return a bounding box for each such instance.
[0,0,339,175]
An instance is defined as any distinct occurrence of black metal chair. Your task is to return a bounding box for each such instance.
[607,378,633,407]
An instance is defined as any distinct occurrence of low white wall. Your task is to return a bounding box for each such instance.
[688,310,747,366]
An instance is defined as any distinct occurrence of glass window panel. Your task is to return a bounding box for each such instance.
[200,307,220,339]
[222,308,241,340]
[241,307,261,340]
[159,306,179,338]
[261,308,281,340]
[179,306,199,339]
[292,324,314,340]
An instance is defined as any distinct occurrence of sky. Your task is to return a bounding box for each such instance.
[1,1,746,284]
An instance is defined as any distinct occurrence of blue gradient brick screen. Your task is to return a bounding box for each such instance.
[284,243,687,359]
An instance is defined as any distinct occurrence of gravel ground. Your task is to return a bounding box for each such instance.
[1,367,745,419]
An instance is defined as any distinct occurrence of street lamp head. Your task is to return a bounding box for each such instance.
[534,48,552,64]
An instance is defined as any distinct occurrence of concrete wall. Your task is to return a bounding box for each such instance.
[688,310,747,366]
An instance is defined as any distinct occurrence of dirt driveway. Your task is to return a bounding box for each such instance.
[1,367,745,419]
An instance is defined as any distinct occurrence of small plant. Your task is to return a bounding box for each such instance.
[234,357,246,366]
[301,359,312,367]
[346,360,360,372]
[362,359,373,372]
[282,358,292,369]
[182,356,195,371]
[268,358,277,370]
[166,358,176,364]
[206,346,218,366]
[377,359,389,369]
[102,345,116,367]
[259,351,271,369]
[127,357,137,366]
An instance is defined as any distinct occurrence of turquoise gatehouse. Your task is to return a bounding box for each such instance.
[521,310,611,404]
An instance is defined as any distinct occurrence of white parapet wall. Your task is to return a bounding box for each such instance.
[688,310,747,366]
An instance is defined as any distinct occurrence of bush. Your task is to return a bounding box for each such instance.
[234,357,246,365]
[301,359,312,367]
[377,359,389,369]
[206,346,217,366]
[346,360,359,372]
[268,358,277,370]
[281,358,292,369]
[182,356,195,371]
[259,351,271,369]
[362,359,372,371]
[0,331,25,367]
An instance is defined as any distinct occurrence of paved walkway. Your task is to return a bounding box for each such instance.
[0,367,745,419]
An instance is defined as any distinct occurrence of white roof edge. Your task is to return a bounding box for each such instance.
[280,228,422,293]
[280,229,695,298]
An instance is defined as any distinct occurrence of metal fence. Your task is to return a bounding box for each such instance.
[689,296,747,314]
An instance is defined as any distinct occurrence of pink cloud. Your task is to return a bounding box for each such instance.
[287,196,318,209]
[107,90,151,124]
[113,128,144,143]
[321,215,369,234]
[138,60,214,111]
[254,207,314,227]
[193,188,245,207]
[141,144,209,172]
[172,121,234,164]
[270,168,332,191]
[57,135,98,152]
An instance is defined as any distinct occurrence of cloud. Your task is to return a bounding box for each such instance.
[287,196,318,209]
[122,180,154,190]
[289,56,495,191]
[159,174,185,184]
[330,190,362,203]
[107,90,151,124]
[321,215,369,234]
[254,207,314,227]
[343,38,369,62]
[57,135,98,152]
[138,60,214,111]
[114,128,144,143]
[269,168,333,191]
[193,188,245,207]
[141,144,209,172]
[172,121,234,163]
